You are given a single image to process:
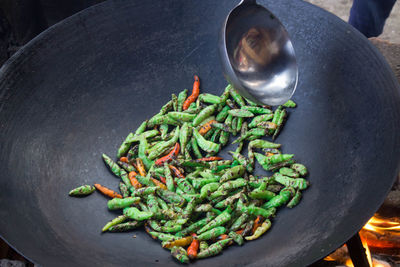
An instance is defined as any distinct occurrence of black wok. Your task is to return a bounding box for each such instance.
[1,0,400,266]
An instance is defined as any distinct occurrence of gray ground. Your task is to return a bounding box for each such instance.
[304,0,400,43]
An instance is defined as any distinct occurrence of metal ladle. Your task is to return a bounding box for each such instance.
[219,0,298,106]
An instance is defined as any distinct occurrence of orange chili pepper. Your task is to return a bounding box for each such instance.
[198,119,217,135]
[94,183,122,198]
[155,143,180,166]
[128,171,142,189]
[266,152,275,157]
[187,233,199,259]
[252,215,264,234]
[119,157,129,163]
[151,178,167,190]
[169,165,185,179]
[182,75,200,110]
[135,158,147,176]
[196,156,223,162]
[236,229,244,235]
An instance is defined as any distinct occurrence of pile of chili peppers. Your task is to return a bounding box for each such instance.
[69,75,309,263]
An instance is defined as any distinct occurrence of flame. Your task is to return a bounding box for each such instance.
[363,216,400,234]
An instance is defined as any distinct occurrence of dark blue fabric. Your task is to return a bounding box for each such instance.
[349,0,397,37]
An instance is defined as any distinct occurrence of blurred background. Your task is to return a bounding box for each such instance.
[0,0,399,67]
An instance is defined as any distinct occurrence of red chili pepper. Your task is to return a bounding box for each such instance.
[196,156,223,162]
[155,143,180,166]
[187,233,199,259]
[168,165,185,179]
[182,75,200,110]
[159,176,167,184]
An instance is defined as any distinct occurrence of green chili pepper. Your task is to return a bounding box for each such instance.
[138,135,155,170]
[199,182,220,199]
[216,105,231,122]
[199,241,209,252]
[245,220,272,240]
[214,190,242,209]
[176,178,195,194]
[218,178,247,192]
[245,205,276,218]
[248,185,276,200]
[149,231,177,241]
[146,194,160,215]
[163,162,175,192]
[177,89,188,112]
[179,122,191,154]
[182,199,196,219]
[193,128,220,154]
[123,207,153,221]
[210,128,221,143]
[175,216,215,237]
[242,106,272,114]
[157,188,185,206]
[262,190,292,209]
[241,220,254,237]
[159,99,175,115]
[219,165,245,183]
[168,112,196,122]
[229,213,249,231]
[279,167,300,178]
[107,197,140,210]
[102,154,121,177]
[248,139,281,149]
[196,238,232,258]
[171,246,190,263]
[228,109,254,118]
[117,161,136,173]
[199,93,222,104]
[232,128,268,144]
[192,177,219,190]
[101,215,127,232]
[192,104,217,127]
[272,109,287,139]
[190,136,203,159]
[283,99,297,108]
[248,114,274,128]
[147,114,181,128]
[291,163,308,176]
[116,170,131,192]
[273,173,308,190]
[131,185,157,196]
[219,130,230,146]
[197,207,232,234]
[108,221,143,232]
[196,226,227,240]
[287,190,302,208]
[126,144,138,160]
[68,185,95,196]
[229,88,246,107]
[229,231,244,245]
[148,126,180,160]
[194,204,213,213]
[147,220,163,232]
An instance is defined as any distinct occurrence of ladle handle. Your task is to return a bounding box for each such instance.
[240,0,256,5]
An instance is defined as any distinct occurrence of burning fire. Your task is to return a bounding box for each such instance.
[324,214,400,266]
[361,215,400,250]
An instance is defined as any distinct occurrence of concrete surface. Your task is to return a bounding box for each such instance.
[304,0,400,43]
